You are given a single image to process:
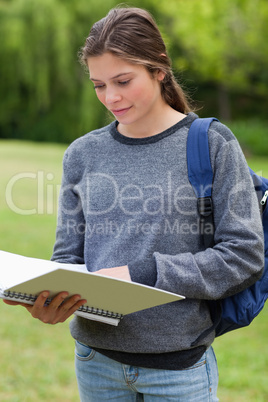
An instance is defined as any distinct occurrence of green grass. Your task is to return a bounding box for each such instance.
[0,139,65,258]
[0,140,80,401]
[0,139,267,401]
[213,306,268,401]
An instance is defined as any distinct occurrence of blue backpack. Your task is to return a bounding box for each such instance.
[187,117,268,337]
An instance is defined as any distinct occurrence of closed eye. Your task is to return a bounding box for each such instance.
[93,84,105,90]
[91,79,131,90]
[118,80,130,86]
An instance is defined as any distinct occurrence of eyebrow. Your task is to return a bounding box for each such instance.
[90,72,132,82]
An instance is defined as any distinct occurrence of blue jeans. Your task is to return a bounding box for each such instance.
[75,341,219,401]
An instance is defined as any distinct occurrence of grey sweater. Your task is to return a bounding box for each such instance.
[52,113,264,368]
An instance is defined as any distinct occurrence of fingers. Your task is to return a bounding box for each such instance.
[26,291,87,325]
[57,296,87,323]
[3,299,25,306]
[3,299,38,308]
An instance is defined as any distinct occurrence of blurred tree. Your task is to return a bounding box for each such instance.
[0,0,267,142]
[0,0,117,143]
[156,0,268,120]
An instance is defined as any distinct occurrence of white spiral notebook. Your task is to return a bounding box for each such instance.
[0,250,185,326]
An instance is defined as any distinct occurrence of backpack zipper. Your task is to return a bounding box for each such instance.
[260,190,268,206]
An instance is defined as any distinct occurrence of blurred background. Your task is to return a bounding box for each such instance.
[0,1,267,401]
[0,0,267,151]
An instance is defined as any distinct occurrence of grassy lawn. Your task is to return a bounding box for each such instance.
[0,140,79,401]
[0,139,267,401]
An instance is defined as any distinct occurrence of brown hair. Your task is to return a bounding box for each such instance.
[79,6,192,113]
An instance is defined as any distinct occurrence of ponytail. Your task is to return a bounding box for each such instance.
[160,68,191,113]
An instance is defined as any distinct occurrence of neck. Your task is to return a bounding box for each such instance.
[117,105,186,139]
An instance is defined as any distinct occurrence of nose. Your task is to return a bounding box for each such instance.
[105,86,122,105]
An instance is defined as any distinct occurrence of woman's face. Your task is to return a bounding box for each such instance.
[87,52,165,136]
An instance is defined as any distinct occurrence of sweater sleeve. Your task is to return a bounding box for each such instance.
[129,123,264,300]
[51,148,85,265]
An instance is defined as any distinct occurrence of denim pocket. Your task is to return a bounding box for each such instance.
[185,352,206,370]
[75,340,96,361]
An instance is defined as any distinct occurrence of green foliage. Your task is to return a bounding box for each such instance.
[227,119,268,157]
[156,0,268,121]
[0,0,268,143]
[0,0,117,143]
[159,0,268,95]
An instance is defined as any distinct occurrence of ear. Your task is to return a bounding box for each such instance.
[157,70,166,82]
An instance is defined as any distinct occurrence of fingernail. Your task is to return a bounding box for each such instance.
[42,292,49,298]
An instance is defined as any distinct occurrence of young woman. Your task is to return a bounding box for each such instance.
[5,6,264,401]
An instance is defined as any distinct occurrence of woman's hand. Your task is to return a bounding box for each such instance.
[3,291,87,325]
[96,265,131,281]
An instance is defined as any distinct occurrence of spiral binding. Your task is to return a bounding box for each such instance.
[78,304,123,319]
[3,291,123,320]
[3,291,37,302]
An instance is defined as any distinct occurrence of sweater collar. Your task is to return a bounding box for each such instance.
[109,113,197,145]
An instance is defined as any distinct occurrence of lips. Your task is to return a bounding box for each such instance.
[111,106,132,117]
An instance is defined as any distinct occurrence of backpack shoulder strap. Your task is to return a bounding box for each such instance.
[187,117,222,345]
[187,117,219,197]
[187,117,219,248]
